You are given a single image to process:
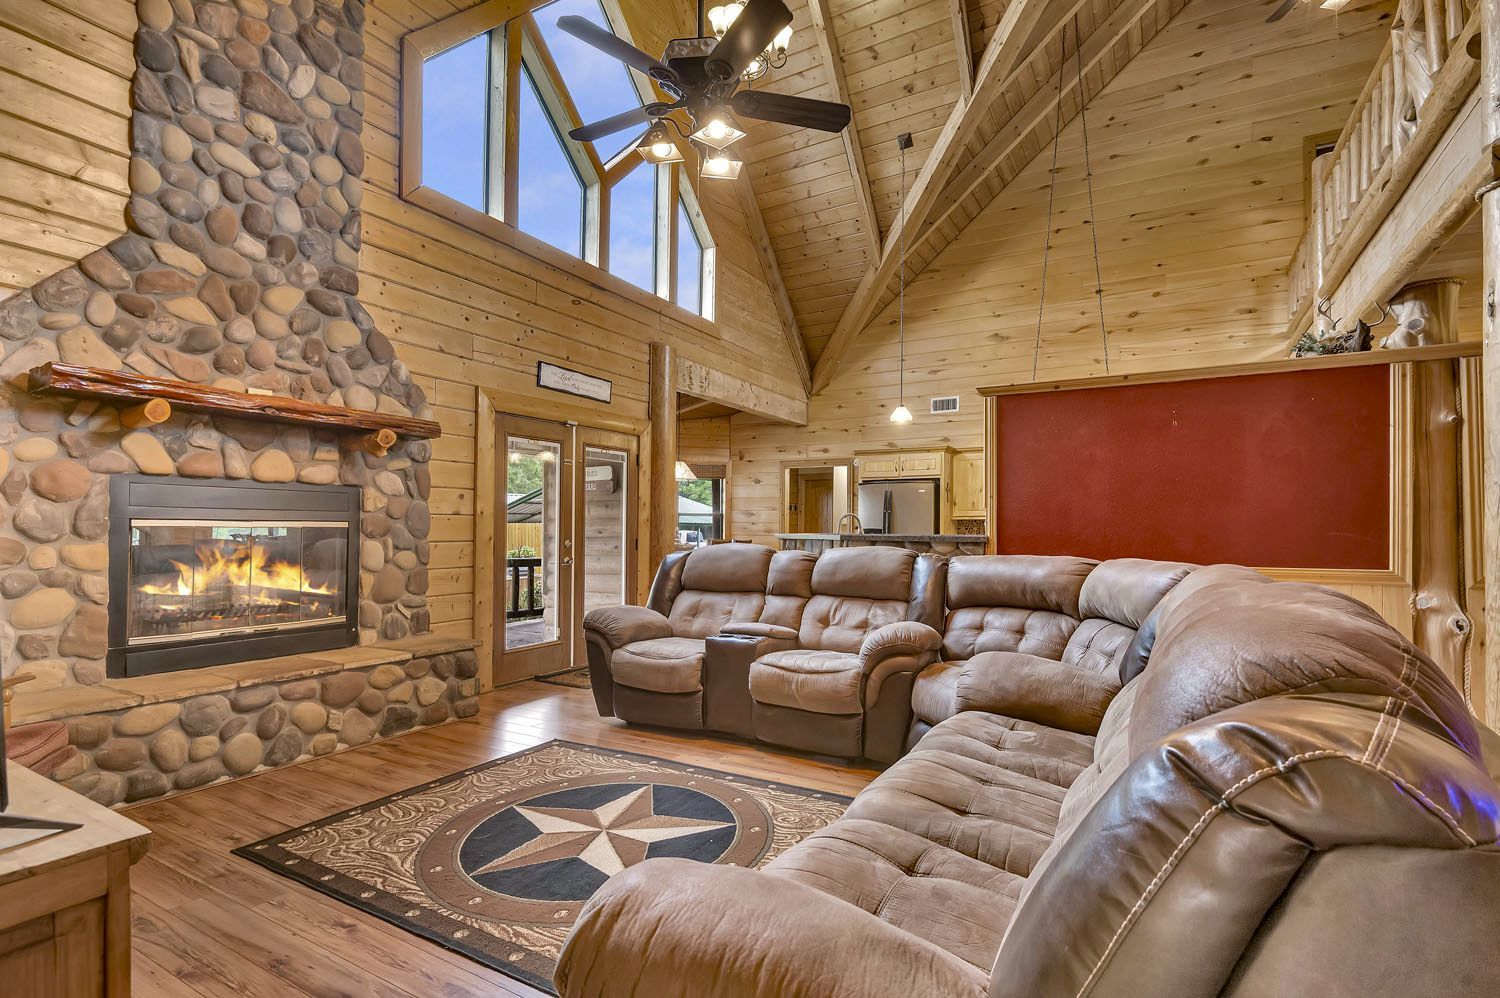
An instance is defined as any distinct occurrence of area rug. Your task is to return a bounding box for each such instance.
[535,667,592,689]
[234,740,849,994]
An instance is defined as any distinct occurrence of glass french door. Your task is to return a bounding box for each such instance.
[496,415,573,683]
[494,415,637,684]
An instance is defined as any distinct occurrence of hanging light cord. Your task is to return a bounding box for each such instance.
[898,141,907,410]
[1076,12,1110,374]
[1031,21,1112,380]
[1031,28,1068,381]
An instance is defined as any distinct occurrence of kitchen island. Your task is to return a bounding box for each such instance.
[775,533,988,556]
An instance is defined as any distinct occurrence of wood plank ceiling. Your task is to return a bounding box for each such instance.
[734,0,1190,383]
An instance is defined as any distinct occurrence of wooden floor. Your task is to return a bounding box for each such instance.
[122,680,882,997]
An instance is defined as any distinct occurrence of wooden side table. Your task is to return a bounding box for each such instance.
[0,762,150,996]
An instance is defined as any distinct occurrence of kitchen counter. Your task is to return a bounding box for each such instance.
[775,533,989,555]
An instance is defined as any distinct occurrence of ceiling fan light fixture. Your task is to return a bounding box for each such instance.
[701,150,743,180]
[637,124,684,163]
[707,2,742,38]
[691,113,746,150]
[771,24,793,58]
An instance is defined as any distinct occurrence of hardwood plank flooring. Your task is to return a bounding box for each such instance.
[122,681,882,997]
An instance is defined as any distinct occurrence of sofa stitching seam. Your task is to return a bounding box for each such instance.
[1075,748,1356,998]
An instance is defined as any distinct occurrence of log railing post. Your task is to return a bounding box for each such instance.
[1395,279,1473,691]
[1481,0,1500,723]
[648,342,678,575]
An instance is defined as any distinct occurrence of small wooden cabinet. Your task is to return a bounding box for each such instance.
[0,763,150,997]
[951,449,987,519]
[854,450,944,481]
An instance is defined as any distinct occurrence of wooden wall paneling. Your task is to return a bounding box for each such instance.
[1481,0,1500,731]
[0,0,135,300]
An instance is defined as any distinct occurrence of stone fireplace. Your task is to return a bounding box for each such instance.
[108,475,359,677]
[0,0,481,808]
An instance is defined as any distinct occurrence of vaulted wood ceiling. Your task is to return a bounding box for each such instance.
[621,0,1371,391]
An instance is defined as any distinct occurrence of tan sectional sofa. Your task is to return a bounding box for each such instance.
[559,563,1500,997]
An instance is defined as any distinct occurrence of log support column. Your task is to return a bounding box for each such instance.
[1481,0,1500,721]
[649,342,678,574]
[1396,279,1472,690]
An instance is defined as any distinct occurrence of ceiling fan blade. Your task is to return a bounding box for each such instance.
[1265,0,1298,22]
[570,105,653,143]
[706,0,792,80]
[731,90,851,132]
[556,15,673,78]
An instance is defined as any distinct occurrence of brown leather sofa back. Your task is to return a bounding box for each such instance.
[646,544,774,640]
[799,547,922,652]
[758,549,817,631]
[990,569,1496,997]
[941,555,1095,661]
[1060,558,1197,679]
[991,692,1499,997]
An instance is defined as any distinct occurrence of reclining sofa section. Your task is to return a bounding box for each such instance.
[558,563,1500,998]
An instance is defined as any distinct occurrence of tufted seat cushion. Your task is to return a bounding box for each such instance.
[750,649,864,714]
[765,710,1092,972]
[611,637,706,694]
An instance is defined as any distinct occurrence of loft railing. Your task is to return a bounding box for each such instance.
[1287,0,1478,337]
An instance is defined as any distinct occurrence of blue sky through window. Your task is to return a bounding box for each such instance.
[676,201,703,315]
[421,34,488,211]
[517,68,584,256]
[533,0,645,163]
[609,164,655,292]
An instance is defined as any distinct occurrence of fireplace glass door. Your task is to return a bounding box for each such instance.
[128,520,349,643]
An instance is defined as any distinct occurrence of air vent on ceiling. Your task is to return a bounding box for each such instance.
[930,396,960,414]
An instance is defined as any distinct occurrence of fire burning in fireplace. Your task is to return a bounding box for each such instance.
[139,541,337,599]
[127,521,348,645]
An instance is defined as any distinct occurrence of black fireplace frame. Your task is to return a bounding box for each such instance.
[107,475,360,678]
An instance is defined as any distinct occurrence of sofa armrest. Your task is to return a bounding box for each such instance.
[956,651,1120,735]
[721,621,799,641]
[859,622,943,707]
[555,859,987,998]
[582,605,673,650]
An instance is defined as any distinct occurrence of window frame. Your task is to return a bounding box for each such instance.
[400,0,717,319]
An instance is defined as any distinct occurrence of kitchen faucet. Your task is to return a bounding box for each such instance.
[836,512,862,535]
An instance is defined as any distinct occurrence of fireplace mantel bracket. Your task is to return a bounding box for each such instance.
[27,363,440,455]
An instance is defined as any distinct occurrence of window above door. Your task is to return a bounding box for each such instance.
[402,0,717,318]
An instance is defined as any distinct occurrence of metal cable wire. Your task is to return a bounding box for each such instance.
[1075,12,1110,374]
[1031,27,1069,382]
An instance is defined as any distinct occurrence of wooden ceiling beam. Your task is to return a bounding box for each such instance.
[736,173,813,393]
[807,0,882,259]
[810,0,1080,392]
[948,0,974,94]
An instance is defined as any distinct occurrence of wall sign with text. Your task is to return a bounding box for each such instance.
[537,362,612,403]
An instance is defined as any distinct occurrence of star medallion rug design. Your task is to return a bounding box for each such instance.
[234,740,850,994]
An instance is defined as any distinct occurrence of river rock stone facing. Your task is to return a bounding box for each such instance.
[0,0,431,690]
[50,645,479,807]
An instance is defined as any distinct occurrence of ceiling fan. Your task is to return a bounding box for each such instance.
[557,0,852,178]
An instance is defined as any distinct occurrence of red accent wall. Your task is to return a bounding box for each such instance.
[992,365,1390,568]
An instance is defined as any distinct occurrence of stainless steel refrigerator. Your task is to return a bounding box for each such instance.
[856,479,940,535]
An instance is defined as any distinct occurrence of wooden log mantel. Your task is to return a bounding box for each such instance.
[26,363,441,440]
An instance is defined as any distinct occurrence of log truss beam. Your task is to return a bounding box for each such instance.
[809,0,1175,393]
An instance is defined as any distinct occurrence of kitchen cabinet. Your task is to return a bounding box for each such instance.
[951,449,986,519]
[854,450,944,481]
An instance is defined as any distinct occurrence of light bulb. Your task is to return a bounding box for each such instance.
[705,118,728,140]
[772,25,792,56]
[651,140,674,158]
[889,404,913,424]
[706,155,730,174]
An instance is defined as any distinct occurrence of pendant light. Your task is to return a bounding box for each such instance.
[889,133,914,424]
